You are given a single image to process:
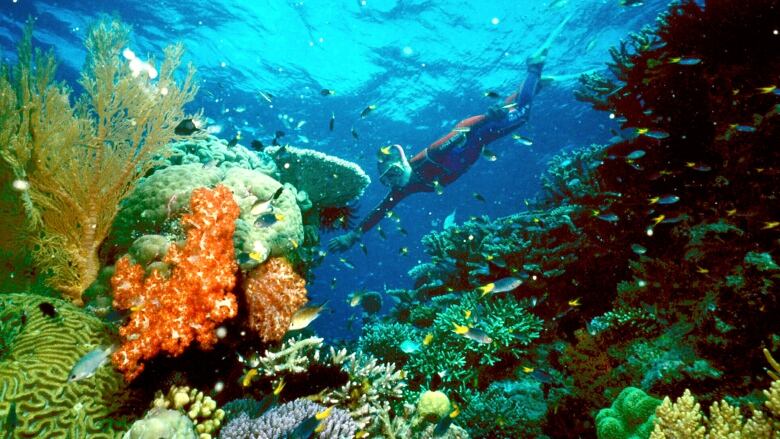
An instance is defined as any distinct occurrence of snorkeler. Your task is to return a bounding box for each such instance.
[328,16,572,252]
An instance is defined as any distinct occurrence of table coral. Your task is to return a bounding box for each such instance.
[111,185,240,381]
[265,145,370,208]
[242,257,308,342]
[0,294,130,438]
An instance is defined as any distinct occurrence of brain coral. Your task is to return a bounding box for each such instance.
[265,145,370,207]
[0,293,130,438]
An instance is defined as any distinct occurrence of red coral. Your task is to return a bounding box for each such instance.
[111,185,240,381]
[242,257,308,342]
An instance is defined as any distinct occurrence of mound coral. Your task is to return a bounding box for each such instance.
[111,185,239,381]
[242,257,308,342]
[0,19,196,303]
[0,294,130,438]
[122,408,197,439]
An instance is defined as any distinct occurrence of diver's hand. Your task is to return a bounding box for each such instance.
[328,230,361,253]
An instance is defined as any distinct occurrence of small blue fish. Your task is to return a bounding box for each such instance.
[68,345,116,382]
[443,209,457,230]
[734,124,756,133]
[677,57,701,65]
[399,340,421,354]
[597,213,620,223]
[625,150,646,160]
[631,243,647,255]
[643,130,670,140]
[649,195,680,205]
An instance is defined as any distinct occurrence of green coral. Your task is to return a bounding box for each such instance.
[157,135,279,177]
[357,321,419,366]
[122,408,197,439]
[459,379,547,439]
[151,385,225,438]
[0,293,130,438]
[265,145,370,208]
[596,387,661,439]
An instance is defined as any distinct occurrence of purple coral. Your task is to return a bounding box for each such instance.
[219,398,357,439]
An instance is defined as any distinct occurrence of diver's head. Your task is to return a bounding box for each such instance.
[378,144,411,188]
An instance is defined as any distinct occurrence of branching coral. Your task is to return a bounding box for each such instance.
[0,20,196,303]
[111,185,239,381]
[220,399,357,439]
[242,257,308,342]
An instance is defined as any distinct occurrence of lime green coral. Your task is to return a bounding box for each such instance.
[596,387,661,439]
[0,293,130,437]
[416,390,451,421]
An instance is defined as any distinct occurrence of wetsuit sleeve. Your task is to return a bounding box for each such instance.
[356,189,406,234]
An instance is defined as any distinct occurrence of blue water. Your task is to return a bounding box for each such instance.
[1,0,671,340]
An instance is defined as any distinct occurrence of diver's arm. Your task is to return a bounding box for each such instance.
[328,189,406,252]
[356,189,406,234]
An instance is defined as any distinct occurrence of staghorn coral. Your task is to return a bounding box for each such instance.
[151,385,225,438]
[315,347,406,430]
[0,20,196,303]
[0,294,131,438]
[242,257,309,342]
[459,379,547,439]
[255,335,325,376]
[377,403,470,439]
[265,145,370,208]
[220,399,357,439]
[111,185,239,381]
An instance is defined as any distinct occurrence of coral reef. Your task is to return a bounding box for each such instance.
[242,257,309,342]
[111,185,239,381]
[158,135,279,177]
[220,399,357,439]
[595,387,660,439]
[459,379,547,439]
[151,385,225,438]
[0,294,130,437]
[650,381,780,438]
[122,408,197,439]
[265,145,370,208]
[106,165,304,270]
[0,20,196,303]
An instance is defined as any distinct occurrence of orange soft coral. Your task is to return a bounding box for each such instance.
[242,257,308,342]
[111,185,240,381]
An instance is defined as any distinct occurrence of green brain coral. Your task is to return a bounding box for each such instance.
[0,293,130,438]
[596,387,661,439]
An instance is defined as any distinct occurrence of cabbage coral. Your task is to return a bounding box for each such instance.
[0,20,196,304]
[242,257,308,342]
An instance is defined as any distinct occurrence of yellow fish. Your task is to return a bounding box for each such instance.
[380,145,392,155]
[290,239,299,249]
[478,283,495,297]
[242,368,258,387]
[636,128,649,135]
[522,366,534,373]
[651,214,666,226]
[464,309,472,319]
[726,208,737,216]
[249,251,263,261]
[758,85,777,94]
[568,298,581,307]
[423,333,434,345]
[289,303,327,331]
[696,266,709,274]
[762,221,779,230]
